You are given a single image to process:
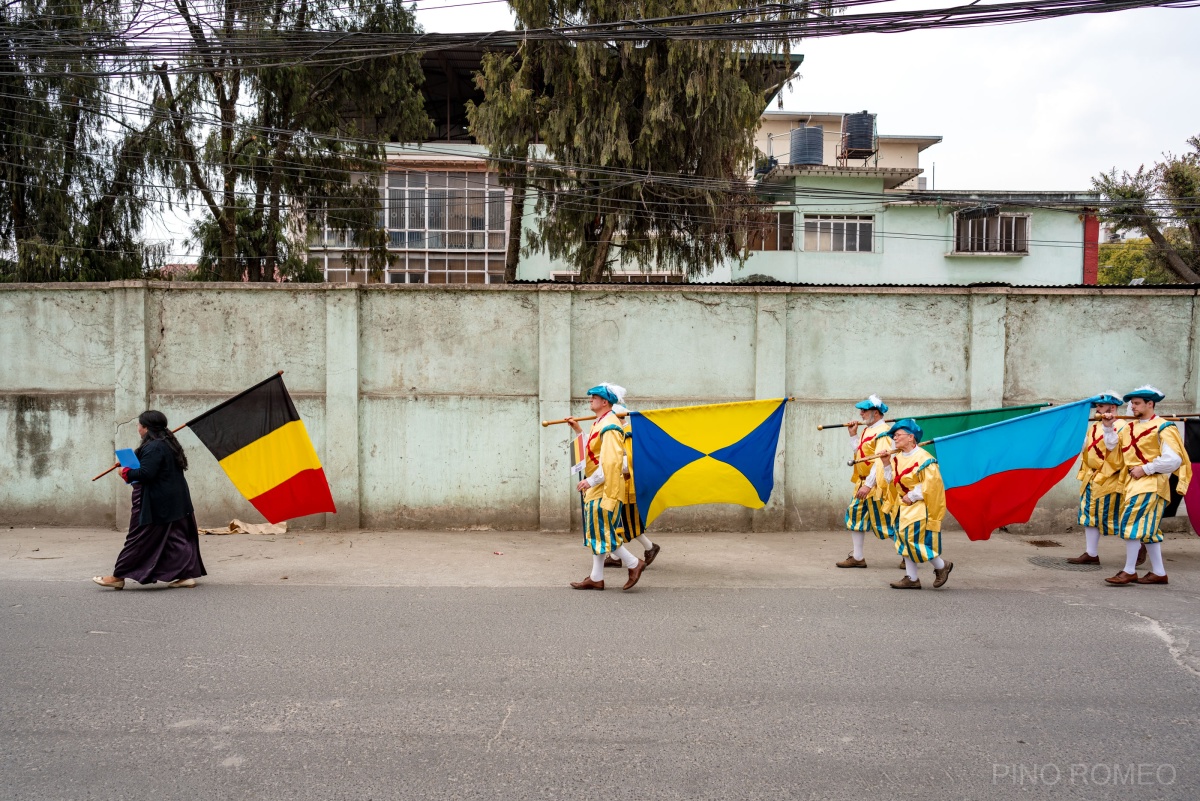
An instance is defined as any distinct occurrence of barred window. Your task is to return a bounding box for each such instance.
[748,212,795,251]
[803,215,873,252]
[320,170,509,284]
[954,209,1029,253]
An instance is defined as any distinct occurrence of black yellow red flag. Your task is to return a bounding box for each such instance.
[186,374,336,523]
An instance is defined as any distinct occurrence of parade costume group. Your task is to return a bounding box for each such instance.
[838,396,953,589]
[93,380,1193,595]
[836,385,1191,590]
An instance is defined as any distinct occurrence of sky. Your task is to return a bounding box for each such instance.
[411,0,1200,191]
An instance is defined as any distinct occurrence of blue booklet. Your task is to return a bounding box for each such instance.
[115,449,140,483]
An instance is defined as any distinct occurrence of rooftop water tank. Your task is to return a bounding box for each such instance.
[789,126,823,166]
[844,111,876,157]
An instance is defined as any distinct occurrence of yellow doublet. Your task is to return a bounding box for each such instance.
[1077,421,1127,496]
[851,420,892,501]
[886,446,946,532]
[1118,417,1192,501]
[583,411,626,512]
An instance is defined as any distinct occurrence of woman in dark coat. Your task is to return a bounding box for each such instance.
[92,411,207,590]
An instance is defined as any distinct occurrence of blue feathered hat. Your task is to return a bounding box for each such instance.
[1091,391,1123,407]
[586,383,623,405]
[1123,385,1165,404]
[886,418,923,442]
[854,394,888,414]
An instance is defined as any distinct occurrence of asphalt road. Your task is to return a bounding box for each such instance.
[3,580,1198,801]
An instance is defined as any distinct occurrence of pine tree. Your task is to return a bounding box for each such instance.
[0,0,157,281]
[145,0,430,282]
[468,1,801,281]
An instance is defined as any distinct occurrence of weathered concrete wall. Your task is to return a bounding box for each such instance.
[2,281,1197,533]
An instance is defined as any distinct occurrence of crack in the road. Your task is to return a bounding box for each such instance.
[485,703,514,753]
[1126,609,1200,679]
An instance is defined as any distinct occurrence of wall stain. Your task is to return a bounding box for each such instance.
[14,395,53,479]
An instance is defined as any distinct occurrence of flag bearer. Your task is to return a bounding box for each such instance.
[881,419,953,590]
[566,388,661,570]
[1069,392,1128,565]
[567,383,646,591]
[1102,386,1191,586]
[837,394,896,568]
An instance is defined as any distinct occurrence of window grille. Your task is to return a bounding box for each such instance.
[803,215,874,252]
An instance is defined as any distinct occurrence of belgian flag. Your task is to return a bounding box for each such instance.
[186,374,336,523]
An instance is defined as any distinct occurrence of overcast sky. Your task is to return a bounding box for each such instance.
[413,0,1200,191]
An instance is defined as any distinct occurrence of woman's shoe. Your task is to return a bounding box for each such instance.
[167,578,197,588]
[92,576,124,590]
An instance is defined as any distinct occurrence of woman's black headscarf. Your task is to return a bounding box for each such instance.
[137,410,188,470]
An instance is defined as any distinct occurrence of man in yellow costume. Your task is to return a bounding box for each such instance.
[566,388,661,571]
[1068,392,1129,566]
[1101,385,1191,586]
[881,419,953,590]
[838,394,895,568]
[567,383,646,591]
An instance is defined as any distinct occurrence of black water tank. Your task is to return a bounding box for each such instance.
[844,111,876,154]
[789,126,824,165]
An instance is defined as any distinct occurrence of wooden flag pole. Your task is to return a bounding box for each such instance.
[91,370,285,480]
[543,396,796,427]
[820,418,897,431]
[91,423,187,481]
[847,440,934,467]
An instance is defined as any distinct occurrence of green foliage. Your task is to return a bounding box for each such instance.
[146,0,431,281]
[1093,134,1200,283]
[1097,237,1183,285]
[469,1,803,281]
[0,0,157,281]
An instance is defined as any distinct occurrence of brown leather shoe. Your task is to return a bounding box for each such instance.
[570,576,604,590]
[898,558,907,569]
[1136,544,1147,567]
[933,561,954,588]
[643,543,661,567]
[1104,571,1139,585]
[623,559,646,591]
[890,576,921,589]
[1137,572,1169,585]
[836,554,867,568]
[603,556,621,568]
[1067,552,1100,565]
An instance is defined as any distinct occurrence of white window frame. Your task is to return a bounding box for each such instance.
[952,209,1031,255]
[801,214,875,253]
[748,211,796,252]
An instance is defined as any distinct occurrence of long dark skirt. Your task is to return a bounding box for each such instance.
[113,485,207,584]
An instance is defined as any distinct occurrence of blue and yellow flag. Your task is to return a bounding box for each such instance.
[630,399,787,527]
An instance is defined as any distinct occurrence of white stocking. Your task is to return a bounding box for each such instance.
[905,558,919,581]
[613,545,639,569]
[931,556,945,570]
[851,531,865,560]
[590,554,605,582]
[636,534,654,550]
[1122,539,1142,574]
[1146,542,1166,576]
[1084,526,1100,557]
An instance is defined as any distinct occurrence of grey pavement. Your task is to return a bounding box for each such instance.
[2,526,1199,800]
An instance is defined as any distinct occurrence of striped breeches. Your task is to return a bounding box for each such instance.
[1117,492,1166,544]
[1077,484,1122,537]
[894,520,942,563]
[583,499,629,554]
[845,496,894,541]
[617,502,644,541]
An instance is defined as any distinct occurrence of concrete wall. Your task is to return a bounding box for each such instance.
[3,282,1197,533]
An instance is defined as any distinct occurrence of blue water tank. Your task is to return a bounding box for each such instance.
[789,126,824,165]
[844,111,876,155]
